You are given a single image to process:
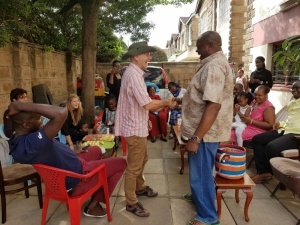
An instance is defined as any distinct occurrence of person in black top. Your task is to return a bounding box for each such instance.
[3,88,28,138]
[106,60,122,100]
[248,56,273,93]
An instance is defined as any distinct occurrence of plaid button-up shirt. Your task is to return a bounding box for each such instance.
[114,63,152,137]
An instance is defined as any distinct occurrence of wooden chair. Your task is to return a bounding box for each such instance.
[33,163,112,225]
[0,161,43,224]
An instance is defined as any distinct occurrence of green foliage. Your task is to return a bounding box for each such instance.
[273,35,300,76]
[43,45,55,52]
[151,47,168,62]
[0,0,194,57]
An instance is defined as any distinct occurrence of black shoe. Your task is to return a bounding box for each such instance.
[160,137,167,142]
[151,138,156,143]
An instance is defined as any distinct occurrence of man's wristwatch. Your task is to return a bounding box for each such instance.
[189,135,201,143]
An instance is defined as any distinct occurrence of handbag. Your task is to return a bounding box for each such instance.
[215,144,246,179]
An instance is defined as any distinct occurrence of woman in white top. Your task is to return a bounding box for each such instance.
[236,69,248,91]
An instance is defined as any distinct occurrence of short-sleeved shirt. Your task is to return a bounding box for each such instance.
[114,63,152,137]
[181,51,234,142]
[249,69,273,93]
[9,129,82,189]
[281,98,300,135]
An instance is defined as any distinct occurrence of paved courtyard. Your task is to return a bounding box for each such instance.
[1,139,300,225]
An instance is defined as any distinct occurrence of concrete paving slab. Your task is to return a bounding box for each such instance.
[147,147,163,159]
[110,197,173,225]
[164,158,189,174]
[167,173,190,197]
[144,158,164,174]
[279,198,300,220]
[162,148,183,159]
[170,198,196,225]
[1,195,60,225]
[147,139,163,148]
[171,198,236,225]
[161,139,175,149]
[45,197,117,225]
[225,198,298,225]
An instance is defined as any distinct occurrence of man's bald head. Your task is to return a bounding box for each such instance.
[198,31,222,46]
[196,31,222,60]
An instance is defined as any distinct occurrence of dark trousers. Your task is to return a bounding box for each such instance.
[252,130,298,174]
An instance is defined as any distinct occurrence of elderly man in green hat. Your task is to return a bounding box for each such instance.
[115,42,176,217]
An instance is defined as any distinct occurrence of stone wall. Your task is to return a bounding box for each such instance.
[190,16,199,47]
[242,0,255,78]
[96,61,200,91]
[229,0,247,70]
[0,41,199,124]
[0,42,81,124]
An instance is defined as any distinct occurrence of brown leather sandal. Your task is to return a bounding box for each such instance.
[126,202,150,217]
[136,186,158,197]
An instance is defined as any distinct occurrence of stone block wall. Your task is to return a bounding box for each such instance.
[0,42,81,123]
[190,16,199,46]
[242,0,255,77]
[229,0,247,71]
[1,42,199,125]
[96,61,199,91]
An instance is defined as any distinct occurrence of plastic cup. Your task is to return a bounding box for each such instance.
[177,118,182,126]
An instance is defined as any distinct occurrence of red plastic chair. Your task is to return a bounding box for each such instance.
[33,163,112,225]
[120,136,127,156]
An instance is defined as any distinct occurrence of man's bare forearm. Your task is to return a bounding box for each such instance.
[12,102,67,121]
[144,98,174,111]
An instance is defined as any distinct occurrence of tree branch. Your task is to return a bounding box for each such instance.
[59,0,80,14]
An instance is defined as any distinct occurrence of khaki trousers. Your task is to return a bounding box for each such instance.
[124,136,148,205]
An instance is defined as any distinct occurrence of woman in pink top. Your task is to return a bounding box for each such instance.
[230,85,275,144]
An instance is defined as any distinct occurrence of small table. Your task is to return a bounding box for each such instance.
[215,173,256,222]
[172,125,186,174]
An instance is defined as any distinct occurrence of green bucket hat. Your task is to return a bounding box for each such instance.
[122,41,157,60]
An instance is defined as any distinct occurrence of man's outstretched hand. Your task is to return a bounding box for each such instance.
[166,97,178,109]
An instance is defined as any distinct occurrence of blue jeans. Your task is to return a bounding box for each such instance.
[188,142,219,223]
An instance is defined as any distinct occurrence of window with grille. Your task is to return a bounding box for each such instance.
[272,43,299,85]
[218,0,230,32]
[200,10,208,34]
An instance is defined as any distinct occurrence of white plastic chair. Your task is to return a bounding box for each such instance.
[0,123,13,165]
[0,124,9,141]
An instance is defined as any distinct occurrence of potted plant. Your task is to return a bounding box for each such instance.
[273,35,300,85]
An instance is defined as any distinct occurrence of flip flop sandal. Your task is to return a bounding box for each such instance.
[182,193,193,202]
[186,219,220,225]
[136,186,158,197]
[126,202,150,217]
